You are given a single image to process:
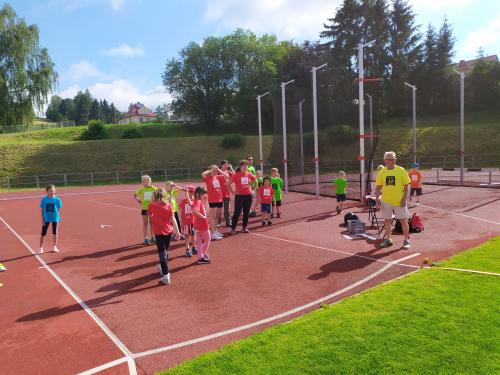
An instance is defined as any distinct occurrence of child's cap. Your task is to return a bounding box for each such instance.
[187,185,196,192]
[411,162,419,168]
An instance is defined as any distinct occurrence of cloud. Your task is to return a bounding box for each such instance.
[110,0,124,11]
[462,15,500,53]
[50,0,126,12]
[103,44,145,57]
[409,0,474,11]
[58,80,172,111]
[66,60,103,81]
[203,0,342,41]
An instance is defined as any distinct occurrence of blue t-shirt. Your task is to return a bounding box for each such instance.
[40,196,62,222]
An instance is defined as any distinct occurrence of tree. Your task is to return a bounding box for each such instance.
[59,98,74,120]
[89,99,100,120]
[73,90,93,125]
[109,103,119,124]
[46,95,63,122]
[0,4,57,126]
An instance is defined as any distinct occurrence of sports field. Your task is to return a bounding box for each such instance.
[1,184,499,374]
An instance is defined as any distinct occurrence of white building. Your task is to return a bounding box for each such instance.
[118,102,157,124]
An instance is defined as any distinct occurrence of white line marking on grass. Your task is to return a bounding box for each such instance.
[437,267,500,277]
[0,216,137,375]
[133,252,420,359]
[88,199,137,211]
[419,204,500,225]
[77,356,129,375]
[251,232,420,269]
[0,189,135,201]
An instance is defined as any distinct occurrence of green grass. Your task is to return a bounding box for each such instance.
[163,237,500,375]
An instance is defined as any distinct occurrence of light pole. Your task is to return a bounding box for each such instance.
[298,99,306,181]
[452,69,465,186]
[404,82,417,164]
[257,91,270,175]
[281,79,295,193]
[366,93,373,180]
[358,39,375,199]
[312,63,328,198]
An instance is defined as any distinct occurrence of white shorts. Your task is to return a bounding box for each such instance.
[381,202,409,220]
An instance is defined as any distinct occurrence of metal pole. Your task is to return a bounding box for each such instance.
[257,91,269,176]
[358,43,365,200]
[299,99,305,180]
[281,80,294,193]
[460,72,465,186]
[367,94,373,181]
[312,63,327,198]
[412,86,417,164]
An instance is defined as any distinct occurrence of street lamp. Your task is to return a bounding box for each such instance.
[281,79,295,193]
[452,69,465,186]
[404,82,417,164]
[298,99,306,181]
[311,63,328,198]
[358,39,375,199]
[257,91,270,175]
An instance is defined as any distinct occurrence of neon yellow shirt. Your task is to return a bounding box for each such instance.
[376,166,410,206]
[135,186,157,210]
[166,189,179,212]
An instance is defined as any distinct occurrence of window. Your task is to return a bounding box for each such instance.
[139,117,144,123]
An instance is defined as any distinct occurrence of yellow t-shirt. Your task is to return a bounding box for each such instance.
[376,166,410,206]
[166,189,179,212]
[135,185,157,210]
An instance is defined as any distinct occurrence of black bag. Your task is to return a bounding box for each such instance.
[344,212,359,225]
[394,219,403,233]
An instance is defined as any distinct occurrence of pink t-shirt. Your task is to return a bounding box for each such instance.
[230,172,257,195]
[192,199,209,231]
[179,198,194,225]
[259,186,275,204]
[221,171,233,198]
[147,201,174,236]
[204,175,224,203]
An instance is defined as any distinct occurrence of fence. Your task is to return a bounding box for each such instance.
[1,120,76,134]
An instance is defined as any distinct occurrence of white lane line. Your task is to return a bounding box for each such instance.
[251,232,420,269]
[77,356,129,375]
[419,204,500,225]
[0,189,135,201]
[0,216,137,375]
[436,267,500,277]
[88,199,137,211]
[133,252,420,359]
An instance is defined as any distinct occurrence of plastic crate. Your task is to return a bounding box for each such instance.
[347,219,365,234]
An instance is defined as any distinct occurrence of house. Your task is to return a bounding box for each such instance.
[455,55,498,76]
[118,102,157,124]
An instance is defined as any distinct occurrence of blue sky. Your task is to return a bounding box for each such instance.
[7,0,500,112]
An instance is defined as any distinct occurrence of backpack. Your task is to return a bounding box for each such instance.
[410,213,424,233]
[394,219,403,234]
[344,212,359,225]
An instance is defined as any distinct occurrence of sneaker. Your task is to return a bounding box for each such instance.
[268,221,272,225]
[336,206,341,214]
[230,229,236,235]
[39,248,44,254]
[197,257,211,264]
[262,221,266,226]
[179,234,186,240]
[380,239,394,248]
[149,237,156,244]
[157,264,163,275]
[277,213,281,218]
[271,213,274,219]
[185,249,192,257]
[402,240,411,250]
[416,201,420,206]
[161,274,171,285]
[215,231,224,237]
[249,210,257,217]
[53,246,60,253]
[242,227,250,233]
[144,238,150,245]
[210,233,223,241]
[191,247,198,255]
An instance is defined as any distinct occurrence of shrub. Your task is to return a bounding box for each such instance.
[81,120,108,140]
[221,133,245,148]
[327,124,358,143]
[122,128,143,139]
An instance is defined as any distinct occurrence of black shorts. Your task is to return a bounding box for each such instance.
[272,200,282,207]
[336,194,346,202]
[141,209,148,216]
[41,222,58,236]
[410,188,423,196]
[209,202,223,208]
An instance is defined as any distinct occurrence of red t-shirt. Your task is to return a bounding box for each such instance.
[408,170,423,189]
[221,171,233,198]
[230,172,257,195]
[147,201,174,236]
[204,175,224,203]
[259,186,275,204]
[192,199,209,231]
[179,198,194,225]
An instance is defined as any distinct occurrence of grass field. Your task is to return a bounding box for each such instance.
[164,238,500,375]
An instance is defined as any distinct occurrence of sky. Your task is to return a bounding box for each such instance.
[6,0,500,112]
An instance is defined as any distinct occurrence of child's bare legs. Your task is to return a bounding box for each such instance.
[216,207,222,230]
[142,215,149,239]
[148,217,154,239]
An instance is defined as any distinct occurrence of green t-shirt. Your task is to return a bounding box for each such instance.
[257,177,263,188]
[135,185,157,210]
[270,176,283,201]
[334,178,347,195]
[247,165,256,188]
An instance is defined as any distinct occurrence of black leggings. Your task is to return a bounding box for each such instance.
[156,234,172,276]
[41,222,58,236]
[174,212,181,232]
[231,195,252,230]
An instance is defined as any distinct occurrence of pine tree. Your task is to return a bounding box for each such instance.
[89,99,100,120]
[101,99,110,123]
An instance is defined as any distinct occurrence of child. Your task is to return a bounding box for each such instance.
[408,163,423,205]
[259,177,274,226]
[270,168,283,218]
[230,160,258,234]
[201,165,229,240]
[134,175,157,245]
[39,184,62,254]
[148,188,180,285]
[334,171,348,214]
[165,181,184,240]
[192,187,211,264]
[256,170,263,189]
[179,185,198,257]
[219,160,234,227]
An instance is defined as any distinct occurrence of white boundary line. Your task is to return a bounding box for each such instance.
[77,356,129,375]
[0,216,137,375]
[419,203,500,225]
[436,267,500,277]
[0,188,135,201]
[133,252,420,359]
[251,232,420,269]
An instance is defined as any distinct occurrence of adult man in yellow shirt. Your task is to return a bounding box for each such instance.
[375,151,411,250]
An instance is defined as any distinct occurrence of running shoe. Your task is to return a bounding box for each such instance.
[161,274,171,285]
[336,206,341,214]
[380,239,394,248]
[271,213,274,219]
[402,240,411,250]
[210,233,223,241]
[39,248,44,254]
[267,221,272,225]
[179,234,186,240]
[230,229,236,235]
[53,246,60,253]
[191,247,198,254]
[242,227,250,233]
[249,210,257,217]
[197,257,211,264]
[149,237,156,244]
[144,238,150,245]
[185,249,193,257]
[262,221,266,226]
[215,231,224,237]
[277,213,281,218]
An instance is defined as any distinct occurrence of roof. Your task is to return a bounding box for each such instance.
[121,102,156,119]
[455,55,498,75]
